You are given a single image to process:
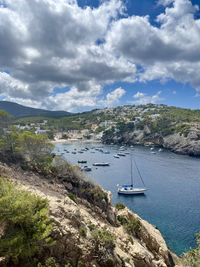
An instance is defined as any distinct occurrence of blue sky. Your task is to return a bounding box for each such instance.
[1,0,200,111]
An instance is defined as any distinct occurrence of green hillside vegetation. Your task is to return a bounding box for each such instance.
[13,105,200,133]
[0,178,53,266]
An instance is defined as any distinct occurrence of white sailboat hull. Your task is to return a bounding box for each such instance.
[118,187,147,195]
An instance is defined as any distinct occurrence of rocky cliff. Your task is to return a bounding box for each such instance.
[0,162,183,267]
[102,123,200,157]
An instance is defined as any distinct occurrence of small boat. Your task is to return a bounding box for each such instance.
[117,153,126,157]
[151,151,156,154]
[72,152,76,154]
[78,160,87,164]
[158,148,163,152]
[103,151,110,154]
[81,166,92,172]
[114,155,120,158]
[150,147,154,151]
[93,162,110,166]
[125,152,130,155]
[117,155,147,195]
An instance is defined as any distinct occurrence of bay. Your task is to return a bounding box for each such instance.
[54,142,200,255]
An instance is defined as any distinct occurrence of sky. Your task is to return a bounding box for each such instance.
[1,0,200,112]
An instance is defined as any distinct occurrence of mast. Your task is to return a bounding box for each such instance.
[130,153,133,186]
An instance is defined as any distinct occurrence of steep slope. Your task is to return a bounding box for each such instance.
[0,101,70,117]
[0,162,182,267]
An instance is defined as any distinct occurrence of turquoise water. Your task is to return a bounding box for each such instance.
[55,142,200,255]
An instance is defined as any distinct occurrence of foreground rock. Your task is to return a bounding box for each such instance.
[0,163,183,267]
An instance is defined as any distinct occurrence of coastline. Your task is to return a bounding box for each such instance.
[51,138,101,144]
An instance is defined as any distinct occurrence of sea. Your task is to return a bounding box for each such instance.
[54,141,200,255]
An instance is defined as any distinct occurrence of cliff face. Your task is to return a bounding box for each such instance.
[102,124,200,157]
[0,162,182,267]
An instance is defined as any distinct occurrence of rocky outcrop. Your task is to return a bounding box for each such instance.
[0,162,183,267]
[163,133,200,156]
[102,124,200,157]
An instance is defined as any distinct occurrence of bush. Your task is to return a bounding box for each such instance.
[183,233,200,267]
[117,215,128,225]
[91,228,115,251]
[0,178,53,263]
[79,226,87,238]
[37,257,60,267]
[115,203,125,210]
[67,192,77,203]
[125,218,141,235]
[117,215,141,236]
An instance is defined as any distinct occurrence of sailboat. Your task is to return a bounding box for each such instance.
[117,155,147,195]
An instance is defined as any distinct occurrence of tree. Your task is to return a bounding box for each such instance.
[17,131,53,162]
[0,178,53,264]
[0,110,11,134]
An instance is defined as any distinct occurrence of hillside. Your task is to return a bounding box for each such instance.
[0,101,71,117]
[0,161,182,267]
[11,103,200,156]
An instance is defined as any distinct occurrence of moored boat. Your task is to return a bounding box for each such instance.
[118,186,147,195]
[117,153,126,157]
[93,162,110,166]
[117,154,147,195]
[78,160,87,164]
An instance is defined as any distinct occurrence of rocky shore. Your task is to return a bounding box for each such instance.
[102,124,200,157]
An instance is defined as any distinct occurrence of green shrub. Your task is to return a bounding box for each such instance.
[117,215,141,236]
[115,203,125,210]
[0,178,53,263]
[117,215,128,225]
[79,226,87,238]
[91,228,115,251]
[125,218,141,236]
[37,257,60,267]
[77,261,86,267]
[183,233,200,267]
[67,192,77,203]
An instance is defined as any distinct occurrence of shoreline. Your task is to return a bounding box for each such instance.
[51,138,101,144]
[51,138,200,158]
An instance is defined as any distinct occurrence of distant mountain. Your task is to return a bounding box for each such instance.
[0,101,71,117]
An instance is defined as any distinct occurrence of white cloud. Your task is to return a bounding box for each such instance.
[105,87,126,106]
[133,91,163,105]
[0,0,200,111]
[0,0,134,111]
[106,0,200,91]
[157,0,174,6]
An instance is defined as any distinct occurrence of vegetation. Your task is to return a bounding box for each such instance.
[115,203,125,210]
[91,228,115,249]
[0,178,53,265]
[0,127,54,174]
[117,215,141,236]
[79,226,87,238]
[183,233,200,267]
[67,192,77,203]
